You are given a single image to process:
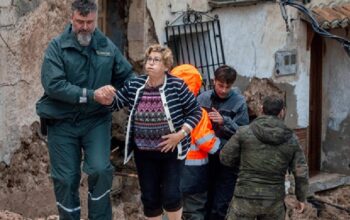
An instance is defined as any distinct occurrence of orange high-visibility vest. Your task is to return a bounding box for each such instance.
[186,108,220,166]
[171,64,220,166]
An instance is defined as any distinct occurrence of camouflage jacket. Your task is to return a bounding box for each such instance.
[220,115,309,201]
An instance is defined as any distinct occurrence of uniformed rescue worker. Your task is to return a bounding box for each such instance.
[36,0,134,219]
[220,95,309,220]
[171,64,221,220]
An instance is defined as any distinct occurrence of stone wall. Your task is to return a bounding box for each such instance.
[127,0,158,73]
[0,0,73,164]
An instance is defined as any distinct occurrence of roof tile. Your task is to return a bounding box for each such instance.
[310,3,350,29]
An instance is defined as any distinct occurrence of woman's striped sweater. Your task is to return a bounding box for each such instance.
[109,73,202,164]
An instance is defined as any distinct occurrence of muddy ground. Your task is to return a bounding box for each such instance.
[0,122,349,220]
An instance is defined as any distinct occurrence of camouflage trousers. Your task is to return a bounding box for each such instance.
[226,197,285,220]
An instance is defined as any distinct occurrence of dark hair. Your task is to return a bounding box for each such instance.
[262,95,285,116]
[214,65,237,84]
[71,0,97,16]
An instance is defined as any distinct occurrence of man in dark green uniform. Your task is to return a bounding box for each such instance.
[220,95,309,220]
[36,0,134,219]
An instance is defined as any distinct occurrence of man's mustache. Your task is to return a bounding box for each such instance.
[78,30,91,34]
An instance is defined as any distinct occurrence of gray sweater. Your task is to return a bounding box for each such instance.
[197,88,249,146]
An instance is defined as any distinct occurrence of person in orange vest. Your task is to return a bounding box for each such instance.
[171,64,221,220]
[197,65,249,220]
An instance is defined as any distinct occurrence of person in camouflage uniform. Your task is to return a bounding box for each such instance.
[220,95,309,220]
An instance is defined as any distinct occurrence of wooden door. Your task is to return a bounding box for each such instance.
[309,33,323,173]
[98,0,107,33]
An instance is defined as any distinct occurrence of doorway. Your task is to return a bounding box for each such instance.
[98,0,129,54]
[309,33,323,174]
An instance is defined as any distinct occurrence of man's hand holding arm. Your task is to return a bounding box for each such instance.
[94,85,116,105]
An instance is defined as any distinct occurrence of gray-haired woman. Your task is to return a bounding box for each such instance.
[97,44,202,220]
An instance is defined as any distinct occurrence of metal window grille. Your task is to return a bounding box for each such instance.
[165,10,226,89]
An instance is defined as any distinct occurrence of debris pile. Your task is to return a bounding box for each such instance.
[243,77,285,121]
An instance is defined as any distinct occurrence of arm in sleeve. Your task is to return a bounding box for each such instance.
[222,101,249,136]
[179,82,202,130]
[105,81,131,112]
[220,129,241,168]
[290,140,309,202]
[193,109,221,154]
[196,91,211,108]
[111,46,135,89]
[41,41,93,104]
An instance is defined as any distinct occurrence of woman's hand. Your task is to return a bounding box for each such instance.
[158,132,183,153]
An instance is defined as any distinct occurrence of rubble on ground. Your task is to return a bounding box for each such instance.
[0,121,145,220]
[0,121,349,219]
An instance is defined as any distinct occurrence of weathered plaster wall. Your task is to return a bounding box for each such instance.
[146,0,209,47]
[169,0,209,12]
[0,0,72,164]
[212,4,310,128]
[146,0,173,46]
[147,1,310,128]
[321,29,350,174]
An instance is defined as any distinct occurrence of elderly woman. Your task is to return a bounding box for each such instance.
[98,44,202,220]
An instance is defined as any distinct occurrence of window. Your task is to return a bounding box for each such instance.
[165,11,226,89]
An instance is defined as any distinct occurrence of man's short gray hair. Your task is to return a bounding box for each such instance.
[71,0,97,16]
